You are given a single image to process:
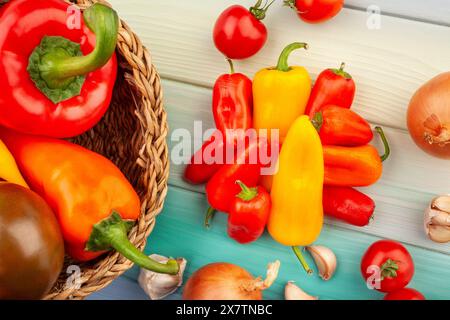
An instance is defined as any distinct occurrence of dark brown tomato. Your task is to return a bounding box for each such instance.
[0,183,64,299]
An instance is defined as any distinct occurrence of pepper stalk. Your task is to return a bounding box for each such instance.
[87,212,179,275]
[28,3,119,104]
[276,42,309,72]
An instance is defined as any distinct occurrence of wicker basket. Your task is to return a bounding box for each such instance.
[0,0,169,299]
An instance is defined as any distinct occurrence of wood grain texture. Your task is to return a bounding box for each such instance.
[346,0,450,26]
[96,0,450,300]
[109,0,450,130]
[138,186,450,300]
[164,78,450,254]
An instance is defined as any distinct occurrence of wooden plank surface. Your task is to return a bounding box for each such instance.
[164,79,450,254]
[144,187,450,300]
[110,0,450,130]
[346,0,450,26]
[91,186,450,300]
[96,0,450,300]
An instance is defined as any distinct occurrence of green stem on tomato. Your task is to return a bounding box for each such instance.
[292,246,313,275]
[205,207,217,229]
[86,212,179,275]
[227,58,235,75]
[375,126,390,162]
[250,0,275,20]
[276,42,308,72]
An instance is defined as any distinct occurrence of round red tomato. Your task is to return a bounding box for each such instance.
[213,5,268,60]
[286,0,344,24]
[361,240,414,293]
[384,288,425,300]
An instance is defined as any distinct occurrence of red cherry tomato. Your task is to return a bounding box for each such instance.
[213,2,272,60]
[285,0,344,24]
[384,288,425,300]
[361,240,414,293]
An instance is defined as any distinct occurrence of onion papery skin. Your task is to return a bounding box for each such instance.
[407,72,450,159]
[182,263,263,300]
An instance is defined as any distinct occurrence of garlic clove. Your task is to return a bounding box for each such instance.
[431,195,450,213]
[138,254,187,300]
[427,225,450,243]
[285,282,318,300]
[425,196,450,243]
[306,245,337,281]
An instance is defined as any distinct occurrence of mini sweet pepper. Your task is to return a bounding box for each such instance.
[268,115,324,273]
[0,128,179,275]
[253,42,311,142]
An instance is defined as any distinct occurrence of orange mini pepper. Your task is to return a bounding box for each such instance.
[324,127,390,187]
[0,128,179,275]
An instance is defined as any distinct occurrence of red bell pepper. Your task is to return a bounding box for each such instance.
[213,59,253,144]
[0,0,118,138]
[184,131,227,184]
[227,181,270,244]
[313,105,373,146]
[323,186,375,227]
[305,63,355,118]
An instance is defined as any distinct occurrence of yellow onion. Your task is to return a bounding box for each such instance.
[182,261,280,300]
[407,72,450,159]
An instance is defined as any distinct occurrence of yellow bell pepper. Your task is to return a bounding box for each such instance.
[0,139,28,188]
[253,42,311,142]
[268,115,323,273]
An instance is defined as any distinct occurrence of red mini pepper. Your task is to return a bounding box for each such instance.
[184,131,227,184]
[228,181,271,244]
[323,186,375,227]
[213,59,253,144]
[305,63,355,118]
[313,105,373,146]
[205,137,266,216]
[0,0,118,138]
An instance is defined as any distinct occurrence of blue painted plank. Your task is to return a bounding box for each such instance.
[136,186,450,300]
[89,185,450,300]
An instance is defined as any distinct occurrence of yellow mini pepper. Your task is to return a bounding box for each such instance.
[253,42,311,142]
[268,115,324,273]
[0,139,28,188]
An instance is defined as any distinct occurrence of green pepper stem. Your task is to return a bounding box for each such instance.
[236,180,258,201]
[86,212,179,275]
[292,246,313,275]
[375,126,390,162]
[205,207,216,228]
[276,42,308,72]
[40,3,119,88]
[331,62,352,79]
[110,231,179,275]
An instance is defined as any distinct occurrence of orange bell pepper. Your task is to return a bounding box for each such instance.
[0,127,179,275]
[324,127,390,187]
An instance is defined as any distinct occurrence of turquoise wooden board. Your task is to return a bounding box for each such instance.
[126,186,449,300]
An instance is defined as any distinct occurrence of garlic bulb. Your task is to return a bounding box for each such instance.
[138,254,187,300]
[285,282,318,300]
[306,245,337,281]
[424,196,450,243]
